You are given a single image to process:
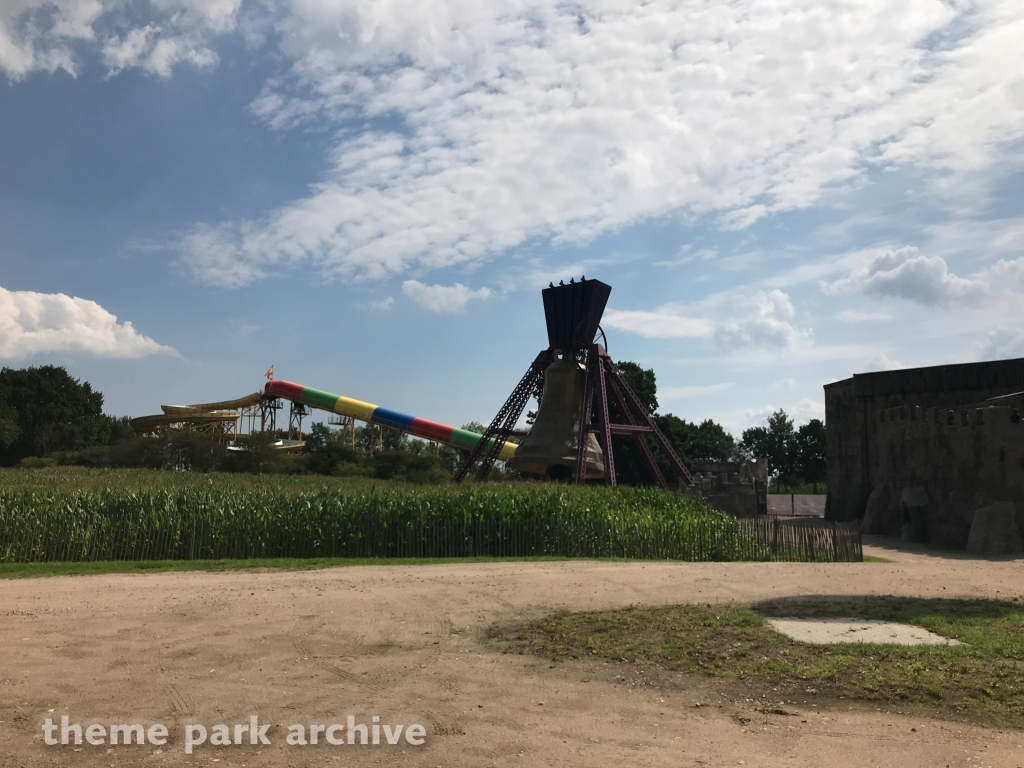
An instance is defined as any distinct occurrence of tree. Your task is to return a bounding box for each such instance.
[614,361,658,416]
[603,361,656,485]
[605,361,736,485]
[655,415,737,462]
[354,424,381,454]
[795,418,826,492]
[739,409,797,487]
[302,421,364,475]
[525,376,544,426]
[0,393,18,449]
[303,419,446,480]
[381,426,408,451]
[0,366,109,465]
[222,432,283,474]
[739,410,826,491]
[370,449,410,479]
[103,414,136,445]
[303,422,333,453]
[165,433,227,473]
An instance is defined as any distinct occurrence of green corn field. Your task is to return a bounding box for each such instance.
[0,469,860,563]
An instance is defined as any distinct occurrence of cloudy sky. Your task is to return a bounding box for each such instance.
[2,0,1022,434]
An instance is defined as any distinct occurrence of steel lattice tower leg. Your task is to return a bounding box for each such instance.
[575,344,694,488]
[453,350,554,483]
[605,355,693,486]
[606,373,668,488]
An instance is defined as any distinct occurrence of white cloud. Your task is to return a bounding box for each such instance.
[860,352,906,372]
[0,0,238,80]
[0,0,99,78]
[178,224,266,288]
[659,383,733,400]
[654,246,718,267]
[401,281,491,313]
[602,309,713,340]
[836,309,891,322]
[0,286,177,359]
[605,288,809,353]
[360,297,394,312]
[824,246,989,307]
[790,398,826,424]
[875,1,1024,177]
[977,327,1024,361]
[923,217,1024,261]
[6,2,1024,290]
[184,0,1024,285]
[715,290,807,350]
[988,257,1024,290]
[102,26,218,78]
[742,398,825,430]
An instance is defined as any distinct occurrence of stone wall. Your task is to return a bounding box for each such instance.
[824,357,1024,524]
[823,377,868,523]
[686,459,768,518]
[859,401,1024,548]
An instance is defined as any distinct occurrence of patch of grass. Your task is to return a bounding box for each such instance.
[0,555,578,579]
[862,555,890,562]
[487,596,1024,729]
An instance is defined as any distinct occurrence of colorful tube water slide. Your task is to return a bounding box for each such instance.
[265,380,519,461]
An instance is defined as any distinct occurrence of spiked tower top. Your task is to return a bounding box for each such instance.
[541,277,611,356]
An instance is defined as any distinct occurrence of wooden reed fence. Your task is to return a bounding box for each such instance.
[739,517,862,562]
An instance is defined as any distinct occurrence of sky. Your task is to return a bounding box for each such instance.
[1,0,1023,437]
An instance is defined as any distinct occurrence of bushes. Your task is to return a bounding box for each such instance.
[16,456,57,469]
[368,450,449,483]
[299,423,453,483]
[53,434,230,472]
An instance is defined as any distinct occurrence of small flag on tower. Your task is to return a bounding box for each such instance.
[265,365,274,380]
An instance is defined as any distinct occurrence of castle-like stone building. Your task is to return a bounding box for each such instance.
[824,358,1024,547]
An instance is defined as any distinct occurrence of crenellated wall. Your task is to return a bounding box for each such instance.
[685,459,769,518]
[860,400,1024,547]
[824,357,1024,527]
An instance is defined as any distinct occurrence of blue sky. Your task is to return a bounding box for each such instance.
[1,0,1023,436]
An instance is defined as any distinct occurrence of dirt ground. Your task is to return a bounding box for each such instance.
[2,537,1023,768]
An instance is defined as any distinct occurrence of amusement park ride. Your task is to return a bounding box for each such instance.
[129,392,303,452]
[130,278,694,487]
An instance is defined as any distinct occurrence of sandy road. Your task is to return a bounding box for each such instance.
[1,539,1022,768]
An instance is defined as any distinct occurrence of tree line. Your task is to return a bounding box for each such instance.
[1,364,826,489]
[0,366,134,466]
[611,362,825,491]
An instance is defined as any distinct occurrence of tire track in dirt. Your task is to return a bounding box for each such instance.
[291,624,463,736]
[166,683,194,716]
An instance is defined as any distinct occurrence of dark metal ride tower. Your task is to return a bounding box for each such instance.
[453,278,694,489]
